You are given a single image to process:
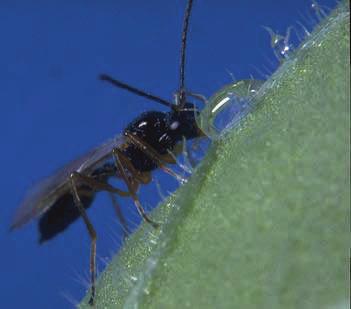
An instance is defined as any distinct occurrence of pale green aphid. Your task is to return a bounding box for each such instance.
[196,79,264,140]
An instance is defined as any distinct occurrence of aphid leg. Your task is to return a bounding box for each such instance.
[69,172,98,306]
[125,132,186,183]
[186,136,209,168]
[185,91,208,105]
[108,192,130,239]
[154,178,167,201]
[113,148,160,229]
[166,147,192,174]
[181,136,196,170]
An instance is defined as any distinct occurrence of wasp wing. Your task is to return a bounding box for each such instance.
[11,135,124,230]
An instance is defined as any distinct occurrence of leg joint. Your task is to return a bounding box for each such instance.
[70,171,79,181]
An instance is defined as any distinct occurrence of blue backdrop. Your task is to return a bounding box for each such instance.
[0,1,337,308]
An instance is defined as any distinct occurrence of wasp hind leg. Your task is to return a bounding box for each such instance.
[69,172,98,306]
[69,171,131,306]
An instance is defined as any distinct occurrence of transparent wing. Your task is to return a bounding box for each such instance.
[11,135,124,230]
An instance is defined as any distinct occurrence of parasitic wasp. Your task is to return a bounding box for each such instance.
[11,0,205,305]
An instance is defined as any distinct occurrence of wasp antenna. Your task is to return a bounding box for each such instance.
[178,0,194,108]
[99,74,174,109]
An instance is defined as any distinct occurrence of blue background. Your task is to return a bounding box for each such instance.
[0,1,337,308]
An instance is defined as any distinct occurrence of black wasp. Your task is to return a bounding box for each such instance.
[11,0,204,305]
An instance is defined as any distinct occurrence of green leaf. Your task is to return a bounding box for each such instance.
[80,2,350,308]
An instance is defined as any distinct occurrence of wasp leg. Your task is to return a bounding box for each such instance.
[108,192,130,239]
[71,172,133,234]
[70,172,130,197]
[69,171,131,305]
[124,131,186,183]
[113,149,160,229]
[69,172,97,306]
[114,152,152,185]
